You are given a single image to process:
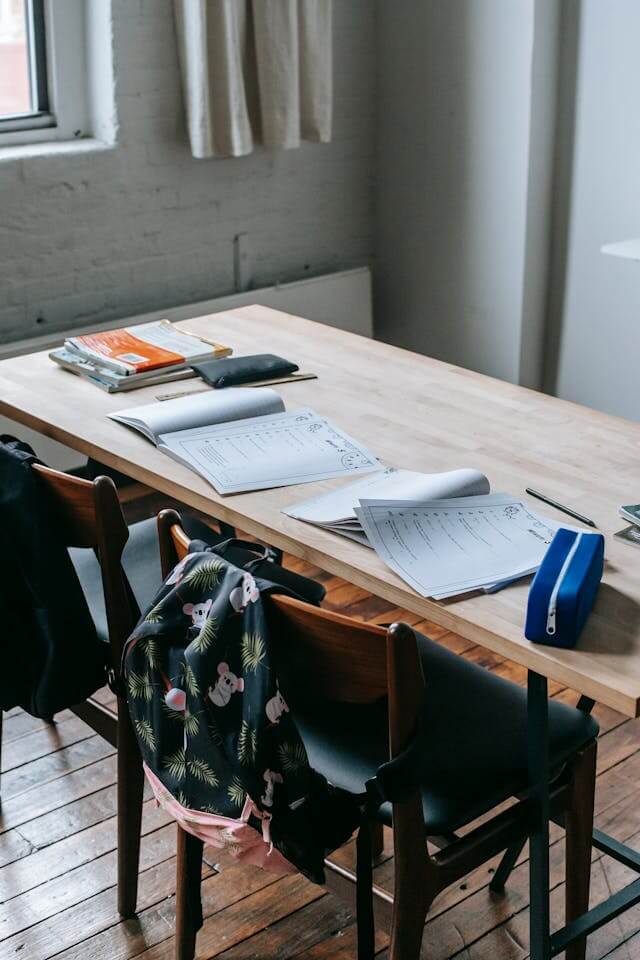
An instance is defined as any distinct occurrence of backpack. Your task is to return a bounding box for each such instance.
[124,539,360,884]
[0,436,107,716]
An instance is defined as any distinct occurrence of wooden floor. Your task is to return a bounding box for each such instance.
[4,557,640,960]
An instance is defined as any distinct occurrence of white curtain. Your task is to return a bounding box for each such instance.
[173,0,333,159]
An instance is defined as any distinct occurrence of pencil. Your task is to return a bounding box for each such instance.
[525,488,597,528]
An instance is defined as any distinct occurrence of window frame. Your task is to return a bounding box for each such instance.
[0,0,52,134]
[0,0,89,147]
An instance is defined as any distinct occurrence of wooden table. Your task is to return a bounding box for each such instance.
[2,304,640,715]
[2,304,640,958]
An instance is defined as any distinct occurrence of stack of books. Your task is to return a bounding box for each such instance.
[49,320,232,393]
[615,504,640,549]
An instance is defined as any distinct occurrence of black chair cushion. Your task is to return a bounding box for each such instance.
[292,630,599,835]
[69,514,220,644]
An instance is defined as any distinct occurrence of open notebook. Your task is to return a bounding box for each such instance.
[283,466,490,544]
[109,389,380,495]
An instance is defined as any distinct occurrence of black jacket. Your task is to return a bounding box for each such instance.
[0,437,107,717]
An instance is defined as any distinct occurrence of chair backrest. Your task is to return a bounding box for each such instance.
[33,463,139,661]
[156,509,425,755]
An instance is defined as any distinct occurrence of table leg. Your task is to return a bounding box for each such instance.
[528,670,551,960]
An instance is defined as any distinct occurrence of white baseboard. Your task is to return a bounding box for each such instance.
[0,267,372,360]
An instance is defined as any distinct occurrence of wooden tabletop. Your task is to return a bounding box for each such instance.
[2,305,640,716]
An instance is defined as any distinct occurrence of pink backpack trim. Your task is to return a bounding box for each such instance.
[143,763,296,876]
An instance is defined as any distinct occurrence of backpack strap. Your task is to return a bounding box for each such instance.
[208,537,283,566]
[192,537,326,605]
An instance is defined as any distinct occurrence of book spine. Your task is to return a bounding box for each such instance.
[50,358,114,391]
[51,349,199,393]
[65,340,135,375]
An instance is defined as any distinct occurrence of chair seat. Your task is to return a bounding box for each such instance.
[69,514,219,644]
[293,630,599,836]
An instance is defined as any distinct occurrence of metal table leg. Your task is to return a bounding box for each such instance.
[526,675,640,957]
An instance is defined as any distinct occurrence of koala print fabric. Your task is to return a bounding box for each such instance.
[124,541,359,885]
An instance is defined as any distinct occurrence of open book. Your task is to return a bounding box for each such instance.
[283,466,490,544]
[109,389,380,495]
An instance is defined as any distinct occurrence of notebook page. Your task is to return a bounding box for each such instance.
[109,387,284,443]
[158,408,380,495]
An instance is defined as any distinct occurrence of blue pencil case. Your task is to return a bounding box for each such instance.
[525,528,604,649]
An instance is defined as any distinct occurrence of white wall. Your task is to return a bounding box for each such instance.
[0,0,375,345]
[373,0,640,422]
[546,0,640,421]
[373,0,540,384]
[4,0,636,426]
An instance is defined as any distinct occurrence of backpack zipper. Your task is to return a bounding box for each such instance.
[546,532,582,635]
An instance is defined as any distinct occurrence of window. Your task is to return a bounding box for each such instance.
[0,0,50,133]
[0,0,101,148]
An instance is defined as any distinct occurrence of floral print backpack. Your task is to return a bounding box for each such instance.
[124,539,360,885]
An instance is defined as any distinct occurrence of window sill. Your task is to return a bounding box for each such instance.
[0,137,116,164]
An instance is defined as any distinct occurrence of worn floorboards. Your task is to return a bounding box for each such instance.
[2,536,639,959]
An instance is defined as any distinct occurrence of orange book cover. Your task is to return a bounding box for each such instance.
[74,329,183,373]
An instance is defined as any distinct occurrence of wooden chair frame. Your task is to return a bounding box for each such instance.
[27,464,145,919]
[157,508,597,960]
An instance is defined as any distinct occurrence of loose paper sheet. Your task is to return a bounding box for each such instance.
[284,466,489,526]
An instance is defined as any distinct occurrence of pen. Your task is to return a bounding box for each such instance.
[525,488,597,528]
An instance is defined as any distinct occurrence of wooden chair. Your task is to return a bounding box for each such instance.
[14,465,146,917]
[20,467,225,918]
[158,510,598,960]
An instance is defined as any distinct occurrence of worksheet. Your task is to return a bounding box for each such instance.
[283,466,489,545]
[159,408,380,495]
[356,494,564,599]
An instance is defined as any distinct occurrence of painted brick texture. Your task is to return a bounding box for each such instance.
[0,0,374,343]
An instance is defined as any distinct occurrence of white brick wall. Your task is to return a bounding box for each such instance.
[0,0,375,344]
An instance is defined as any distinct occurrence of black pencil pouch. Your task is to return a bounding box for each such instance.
[192,354,299,388]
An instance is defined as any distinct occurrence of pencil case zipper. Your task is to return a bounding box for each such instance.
[545,532,583,636]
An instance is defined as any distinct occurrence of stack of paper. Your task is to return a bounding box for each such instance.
[283,467,490,544]
[355,494,565,599]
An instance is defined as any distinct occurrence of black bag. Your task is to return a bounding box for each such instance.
[0,436,107,717]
